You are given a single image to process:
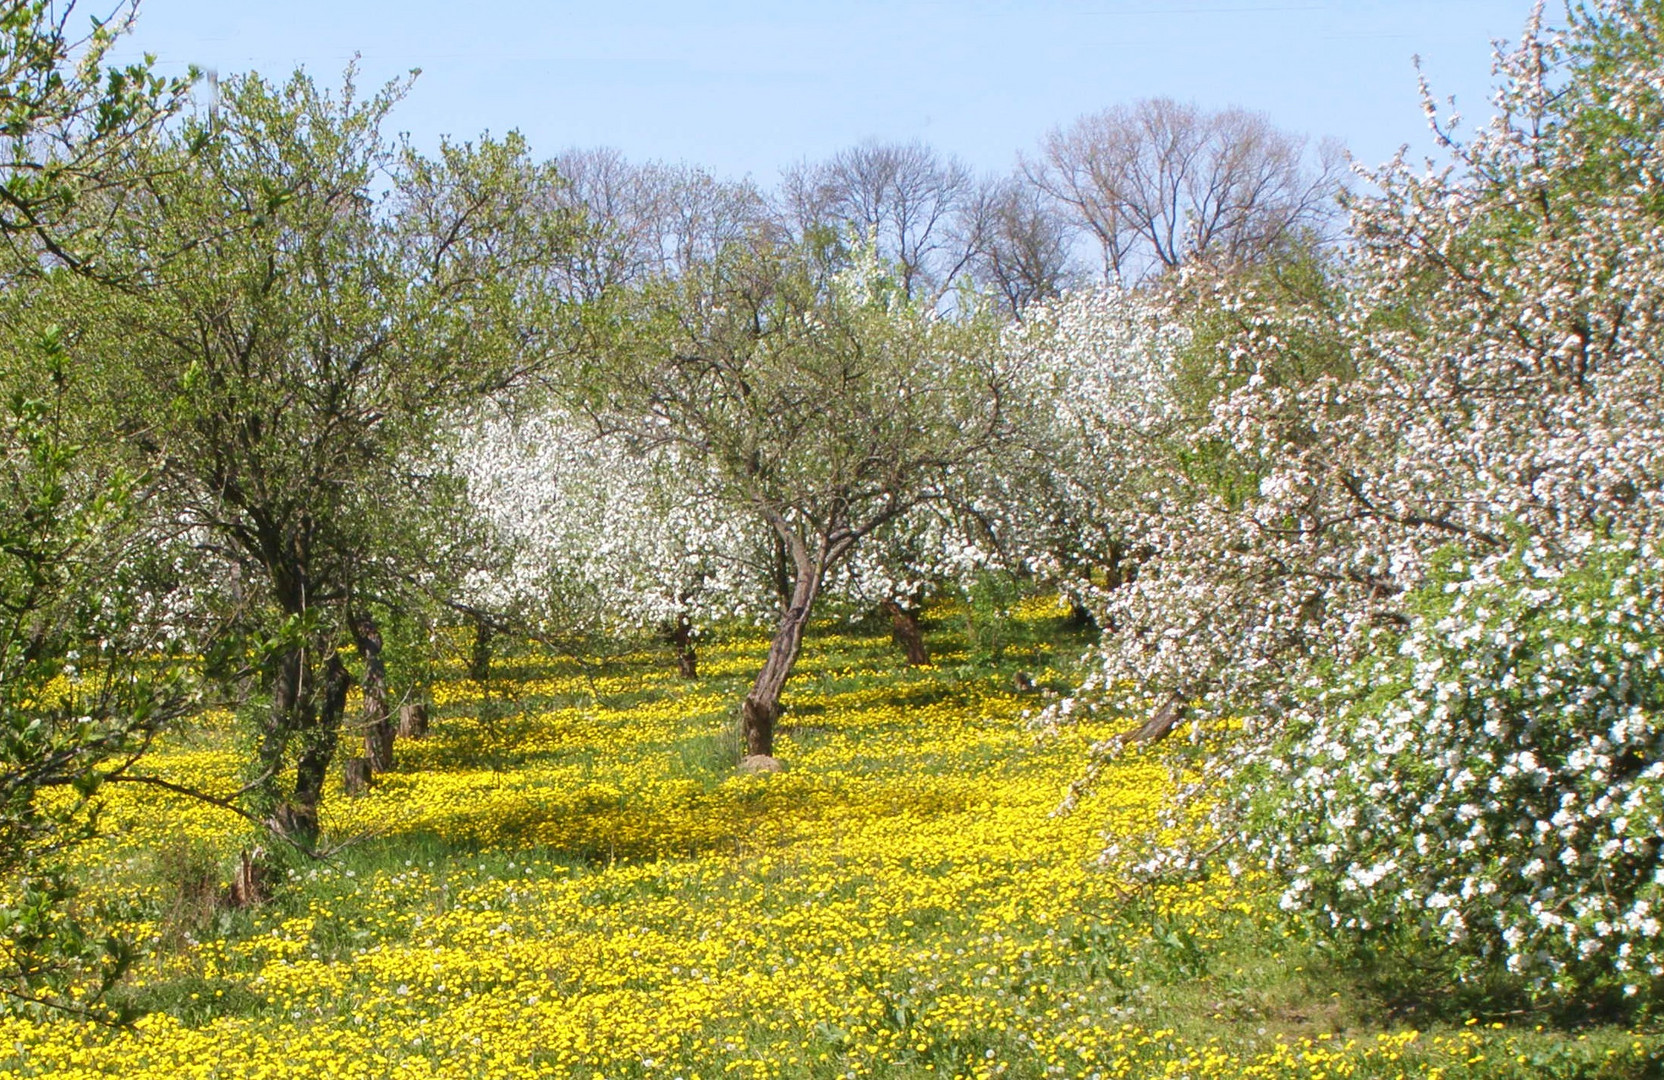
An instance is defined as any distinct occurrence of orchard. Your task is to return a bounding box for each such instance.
[2,2,1663,1076]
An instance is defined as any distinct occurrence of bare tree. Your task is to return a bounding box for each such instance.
[652,165,771,279]
[959,173,1078,317]
[780,140,976,302]
[545,147,667,301]
[1025,98,1345,282]
[550,148,769,299]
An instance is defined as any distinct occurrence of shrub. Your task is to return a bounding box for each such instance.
[1246,534,1664,1010]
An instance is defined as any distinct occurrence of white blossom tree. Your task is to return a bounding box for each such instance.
[1039,0,1664,1008]
[453,411,777,676]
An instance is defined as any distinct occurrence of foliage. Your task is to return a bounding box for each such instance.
[0,0,191,277]
[0,340,196,1016]
[0,0,198,1018]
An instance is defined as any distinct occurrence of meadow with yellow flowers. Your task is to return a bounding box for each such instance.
[1,605,1657,1078]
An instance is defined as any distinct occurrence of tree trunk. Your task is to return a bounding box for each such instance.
[469,617,493,683]
[226,847,269,909]
[741,556,823,758]
[666,615,698,679]
[769,531,795,614]
[283,652,351,848]
[397,701,429,738]
[880,598,929,666]
[352,613,394,772]
[256,644,312,824]
[343,756,372,795]
[1129,692,1185,744]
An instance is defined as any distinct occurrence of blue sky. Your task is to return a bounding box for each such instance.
[111,1,1539,183]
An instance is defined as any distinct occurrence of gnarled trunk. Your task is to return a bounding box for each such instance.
[352,612,393,772]
[768,532,795,615]
[880,598,929,666]
[283,652,351,848]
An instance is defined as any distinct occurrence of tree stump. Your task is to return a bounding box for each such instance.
[344,756,373,795]
[397,702,429,739]
[226,847,269,909]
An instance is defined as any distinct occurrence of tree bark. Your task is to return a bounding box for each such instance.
[768,531,795,614]
[352,612,394,772]
[257,643,312,824]
[1129,692,1185,744]
[343,756,372,795]
[397,701,429,738]
[880,598,929,666]
[666,615,698,679]
[226,847,269,909]
[741,545,826,758]
[283,652,351,848]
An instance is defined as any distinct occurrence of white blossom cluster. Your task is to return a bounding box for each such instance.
[822,502,996,616]
[1251,535,1664,997]
[452,411,778,637]
[456,408,1011,637]
[993,286,1190,597]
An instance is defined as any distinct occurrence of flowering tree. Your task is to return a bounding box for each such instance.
[1249,534,1664,1004]
[821,503,996,666]
[0,355,201,1016]
[1039,0,1664,1007]
[454,411,777,676]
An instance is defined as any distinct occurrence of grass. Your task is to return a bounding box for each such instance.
[0,599,1659,1078]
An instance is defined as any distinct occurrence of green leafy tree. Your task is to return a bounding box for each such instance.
[0,0,196,1017]
[60,67,567,845]
[0,342,197,1016]
[0,1,190,277]
[593,244,1015,758]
